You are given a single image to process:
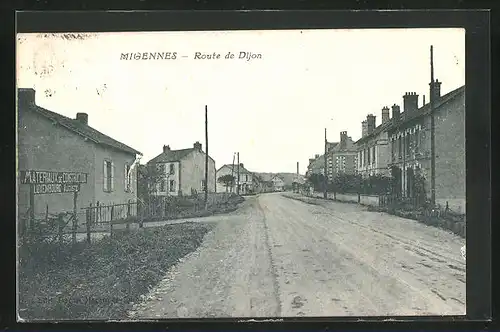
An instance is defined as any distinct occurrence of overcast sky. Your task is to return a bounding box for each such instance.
[16,28,465,174]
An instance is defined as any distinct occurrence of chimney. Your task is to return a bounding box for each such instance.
[429,79,441,103]
[76,112,88,125]
[392,104,401,123]
[297,162,299,175]
[315,154,320,159]
[193,141,202,151]
[309,158,315,164]
[362,120,368,137]
[381,106,390,124]
[366,114,376,134]
[18,88,36,106]
[403,92,419,114]
[340,131,348,149]
[163,145,170,153]
[240,163,244,169]
[423,95,426,106]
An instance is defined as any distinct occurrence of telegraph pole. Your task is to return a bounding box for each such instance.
[324,128,328,199]
[237,152,240,195]
[430,45,436,206]
[231,153,235,193]
[204,105,209,207]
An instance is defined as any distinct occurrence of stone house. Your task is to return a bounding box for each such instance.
[326,131,358,179]
[17,88,142,224]
[146,142,216,196]
[216,163,253,194]
[387,82,465,213]
[306,154,325,177]
[355,108,393,177]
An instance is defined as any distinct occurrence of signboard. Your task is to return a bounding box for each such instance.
[20,170,88,185]
[20,170,87,195]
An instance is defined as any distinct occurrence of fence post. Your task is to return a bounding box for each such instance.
[358,192,361,204]
[126,200,131,232]
[45,204,49,223]
[72,192,78,245]
[58,213,64,245]
[86,204,92,244]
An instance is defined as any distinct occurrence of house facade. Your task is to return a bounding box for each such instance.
[146,143,216,196]
[306,154,325,177]
[326,131,358,179]
[271,175,285,191]
[17,88,141,225]
[216,163,253,195]
[387,82,465,213]
[356,109,392,177]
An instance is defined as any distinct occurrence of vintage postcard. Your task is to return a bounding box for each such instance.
[16,28,466,321]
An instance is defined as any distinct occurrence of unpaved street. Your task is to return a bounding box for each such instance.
[131,193,466,318]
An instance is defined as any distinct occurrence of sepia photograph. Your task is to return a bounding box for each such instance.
[16,27,466,321]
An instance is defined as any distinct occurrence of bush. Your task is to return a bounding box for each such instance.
[18,222,214,320]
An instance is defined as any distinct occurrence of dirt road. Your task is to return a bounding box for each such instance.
[130,193,466,318]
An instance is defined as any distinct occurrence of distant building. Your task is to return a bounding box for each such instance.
[17,88,141,224]
[326,131,358,179]
[271,175,285,192]
[355,109,393,177]
[216,163,253,195]
[306,154,325,177]
[387,82,465,213]
[146,142,216,196]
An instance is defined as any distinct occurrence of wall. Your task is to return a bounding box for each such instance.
[91,142,138,207]
[17,108,96,220]
[335,193,358,203]
[434,93,466,214]
[180,149,216,195]
[357,132,391,177]
[153,162,181,196]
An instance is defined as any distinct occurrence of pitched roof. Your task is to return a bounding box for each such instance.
[356,85,465,144]
[218,164,252,174]
[148,148,195,163]
[21,91,142,155]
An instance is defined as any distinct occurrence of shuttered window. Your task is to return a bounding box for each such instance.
[104,160,114,192]
[124,163,131,192]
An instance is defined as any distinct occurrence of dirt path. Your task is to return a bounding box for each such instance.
[131,193,465,318]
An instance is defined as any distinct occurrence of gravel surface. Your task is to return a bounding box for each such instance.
[130,192,466,319]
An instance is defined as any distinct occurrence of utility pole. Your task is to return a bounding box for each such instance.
[324,128,328,199]
[204,105,209,208]
[430,45,436,207]
[231,153,235,193]
[237,152,240,195]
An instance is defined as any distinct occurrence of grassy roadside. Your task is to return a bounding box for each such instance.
[18,222,214,321]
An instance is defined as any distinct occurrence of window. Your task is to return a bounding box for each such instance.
[405,135,411,156]
[201,180,207,191]
[103,160,114,192]
[245,175,248,182]
[398,138,402,157]
[367,148,371,164]
[169,163,175,175]
[160,180,166,192]
[372,146,376,165]
[124,163,131,192]
[415,129,420,154]
[169,180,175,192]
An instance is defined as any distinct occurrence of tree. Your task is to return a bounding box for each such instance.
[137,163,169,216]
[218,174,235,193]
[307,173,326,192]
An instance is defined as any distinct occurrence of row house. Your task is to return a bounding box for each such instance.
[17,88,142,224]
[388,81,465,213]
[216,163,253,194]
[146,142,216,197]
[355,109,392,177]
[306,154,325,177]
[326,131,358,179]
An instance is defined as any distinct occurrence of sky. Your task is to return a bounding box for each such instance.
[16,28,465,174]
